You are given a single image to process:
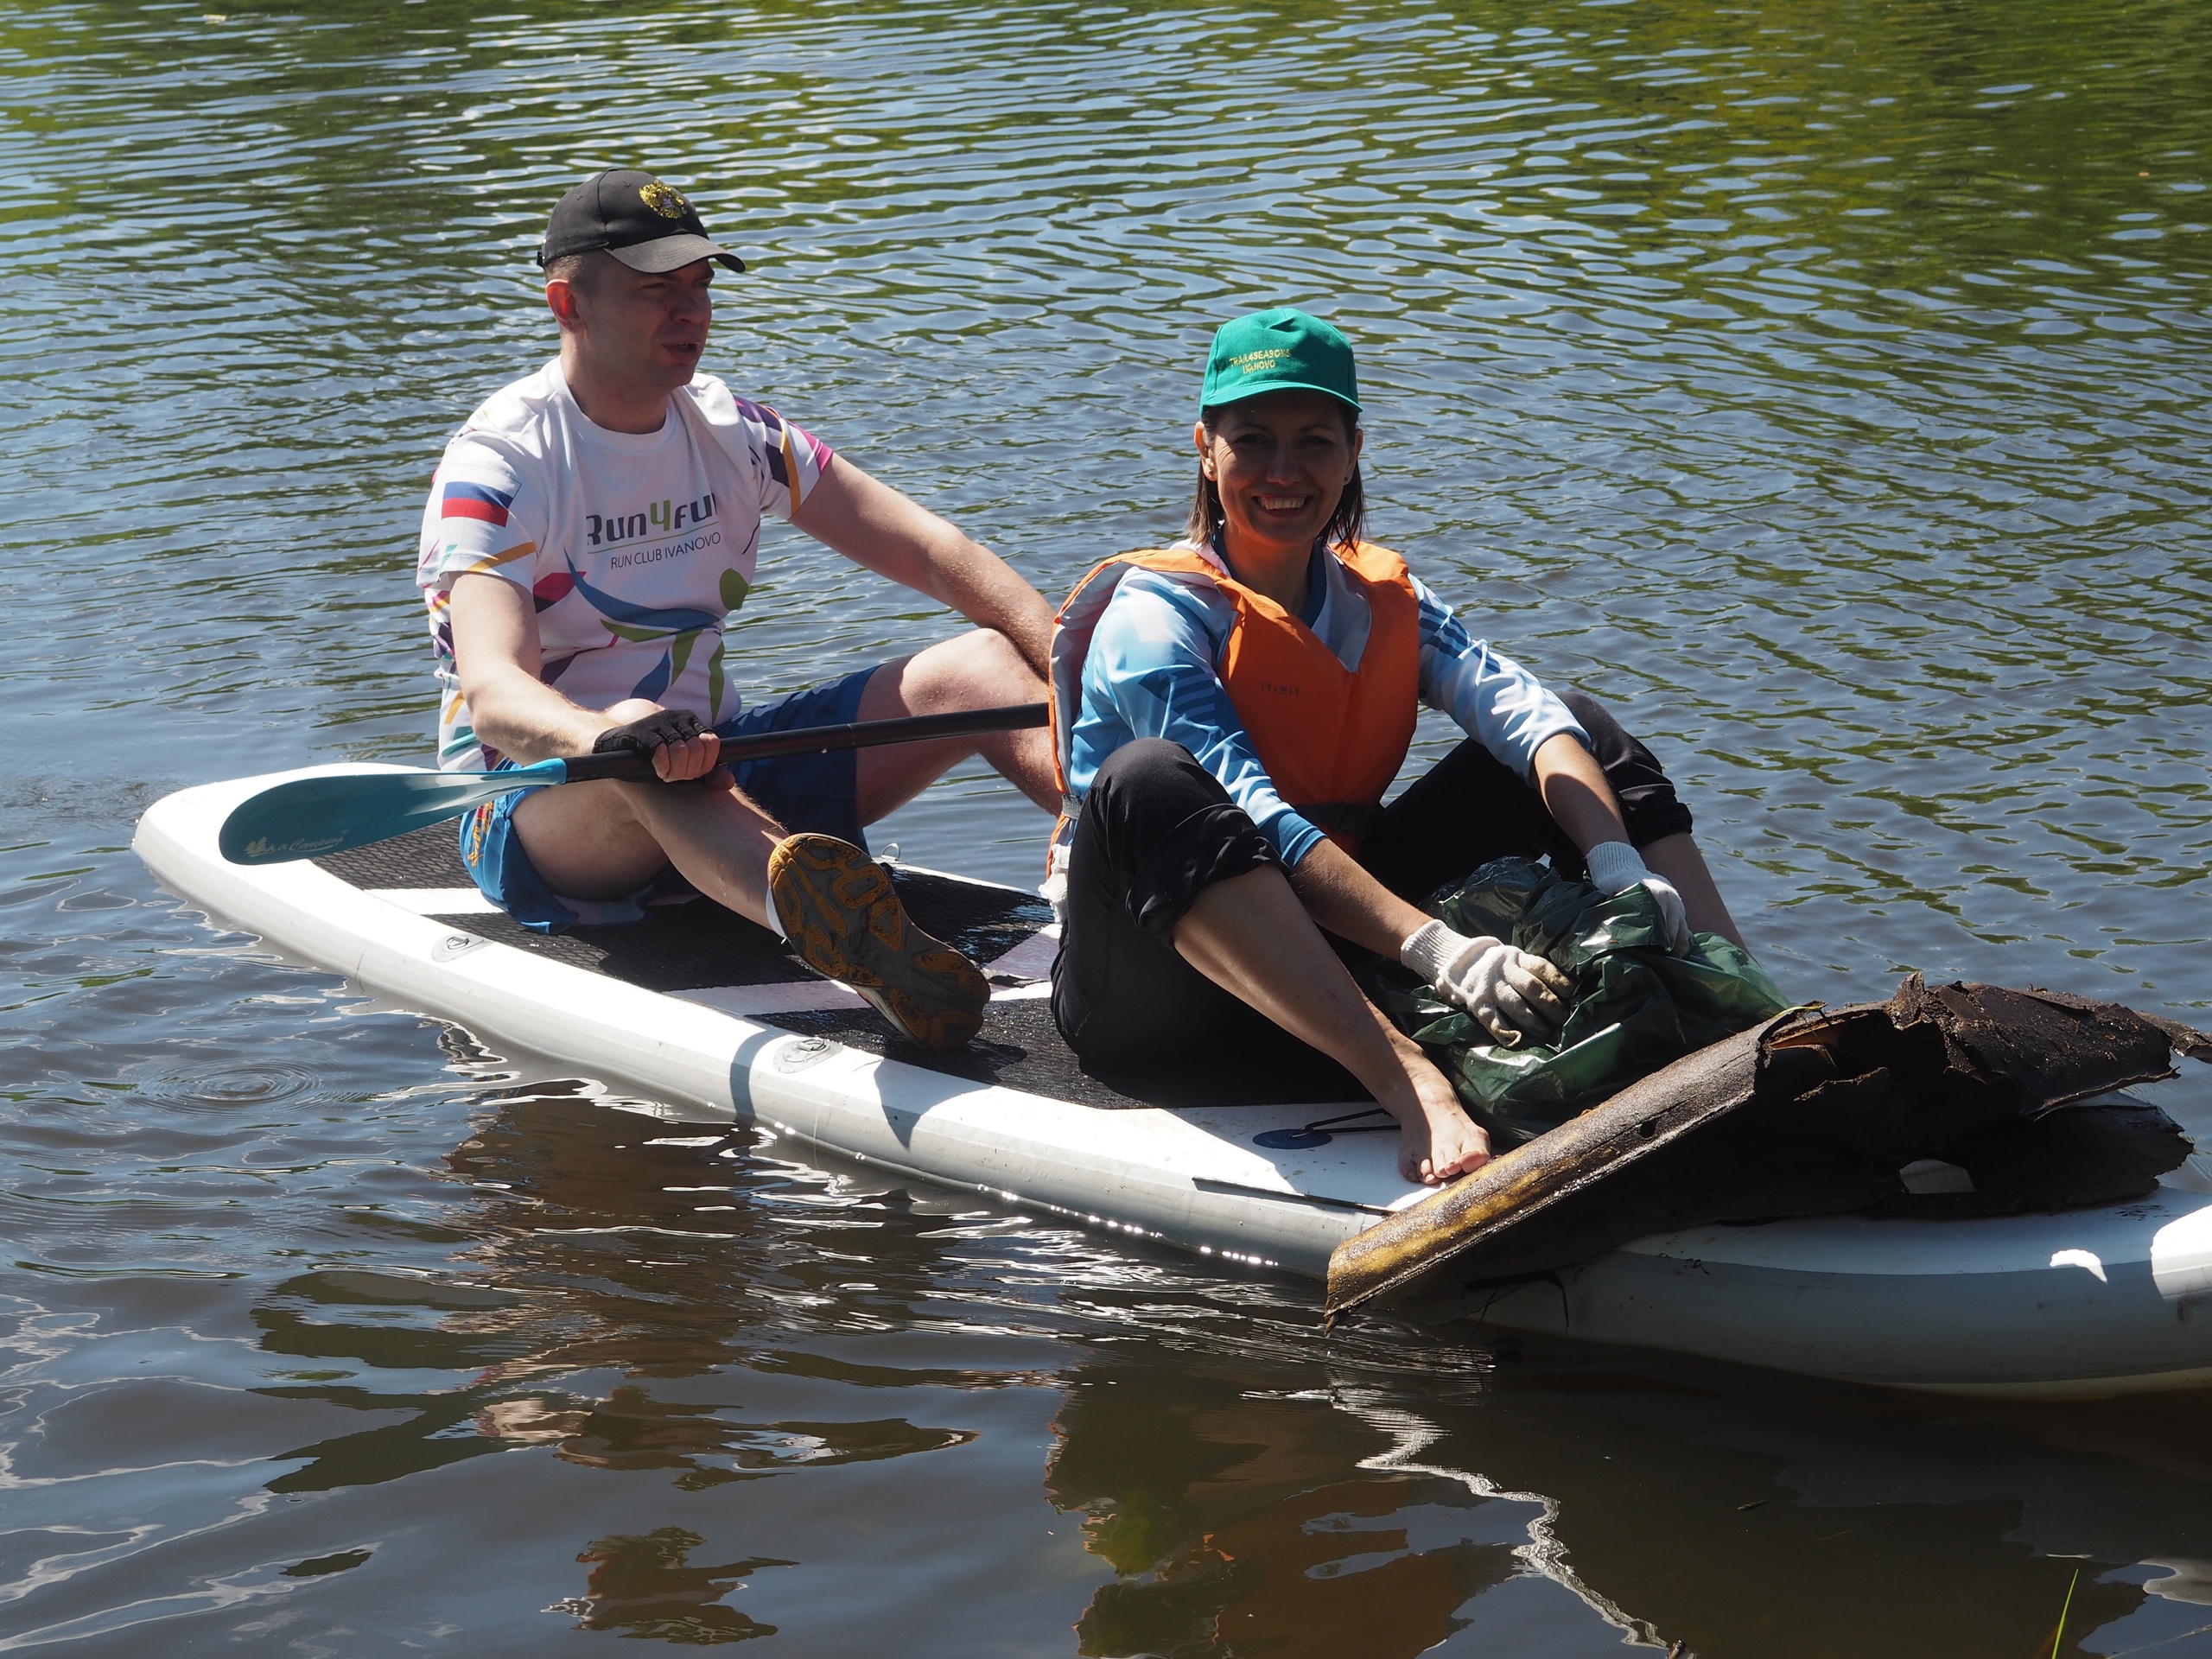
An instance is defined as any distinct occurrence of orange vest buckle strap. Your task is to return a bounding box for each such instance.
[1048,541,1421,855]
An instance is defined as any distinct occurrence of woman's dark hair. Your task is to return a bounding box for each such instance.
[1187,403,1365,550]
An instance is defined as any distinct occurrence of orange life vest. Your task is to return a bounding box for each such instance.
[1050,540,1421,851]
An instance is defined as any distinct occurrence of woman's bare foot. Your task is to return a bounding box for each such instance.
[1382,1046,1491,1185]
[1165,877,1497,1186]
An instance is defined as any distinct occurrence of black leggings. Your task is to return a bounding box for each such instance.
[1048,692,1694,1106]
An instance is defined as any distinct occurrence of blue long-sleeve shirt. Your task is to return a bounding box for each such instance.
[1065,542,1587,868]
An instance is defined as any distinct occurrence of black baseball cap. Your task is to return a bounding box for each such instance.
[536,168,744,274]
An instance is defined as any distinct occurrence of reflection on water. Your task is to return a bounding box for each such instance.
[31,1080,2195,1656]
[1038,1350,2212,1659]
[3,0,2209,1649]
[1046,1370,1529,1657]
[556,1529,789,1644]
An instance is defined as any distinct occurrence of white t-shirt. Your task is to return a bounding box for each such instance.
[415,359,835,770]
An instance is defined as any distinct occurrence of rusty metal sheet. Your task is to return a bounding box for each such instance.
[1325,976,2207,1319]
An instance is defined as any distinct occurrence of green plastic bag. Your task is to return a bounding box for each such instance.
[1363,857,1790,1147]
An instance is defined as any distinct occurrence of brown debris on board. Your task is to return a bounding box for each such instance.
[1325,976,2208,1320]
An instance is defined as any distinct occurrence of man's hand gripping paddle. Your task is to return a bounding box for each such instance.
[217,702,1049,866]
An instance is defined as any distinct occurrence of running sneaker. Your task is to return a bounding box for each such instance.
[767,833,989,1051]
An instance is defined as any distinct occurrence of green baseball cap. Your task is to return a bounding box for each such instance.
[1198,307,1362,414]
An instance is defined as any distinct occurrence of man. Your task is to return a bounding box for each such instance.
[416,168,1058,1051]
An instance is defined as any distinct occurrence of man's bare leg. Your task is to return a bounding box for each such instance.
[509,696,785,926]
[511,722,989,1048]
[853,631,1058,821]
[1172,866,1488,1186]
[512,622,1057,922]
[1639,832,1745,950]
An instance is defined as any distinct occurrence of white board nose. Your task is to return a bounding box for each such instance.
[2151,1204,2212,1302]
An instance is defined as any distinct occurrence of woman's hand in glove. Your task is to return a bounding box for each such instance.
[1401,919,1571,1047]
[1581,841,1690,955]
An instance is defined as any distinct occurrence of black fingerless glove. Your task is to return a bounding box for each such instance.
[592,708,706,758]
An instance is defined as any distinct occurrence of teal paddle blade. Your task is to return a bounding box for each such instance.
[219,762,568,865]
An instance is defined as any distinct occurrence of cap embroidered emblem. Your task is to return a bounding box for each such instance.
[639,180,688,219]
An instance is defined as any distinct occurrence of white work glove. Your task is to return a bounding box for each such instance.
[1038,838,1071,928]
[1401,919,1571,1047]
[1583,840,1691,956]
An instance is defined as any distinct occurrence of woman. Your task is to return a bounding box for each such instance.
[1046,308,1743,1185]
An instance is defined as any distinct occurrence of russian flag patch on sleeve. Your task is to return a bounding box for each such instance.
[442,480,515,525]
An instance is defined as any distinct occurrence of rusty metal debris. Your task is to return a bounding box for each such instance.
[1325,976,2209,1319]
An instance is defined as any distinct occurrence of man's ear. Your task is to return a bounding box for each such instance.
[546,278,585,331]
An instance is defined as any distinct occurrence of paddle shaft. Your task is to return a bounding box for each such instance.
[216,702,1050,866]
[557,700,1047,784]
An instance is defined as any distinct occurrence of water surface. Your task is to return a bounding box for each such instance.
[3,0,2209,1652]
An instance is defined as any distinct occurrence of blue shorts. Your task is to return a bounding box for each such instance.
[459,667,876,933]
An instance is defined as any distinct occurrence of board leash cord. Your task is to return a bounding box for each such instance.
[1255,1106,1395,1150]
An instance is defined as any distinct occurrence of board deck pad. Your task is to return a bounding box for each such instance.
[768,1001,1131,1109]
[313,823,1354,1110]
[315,824,1046,987]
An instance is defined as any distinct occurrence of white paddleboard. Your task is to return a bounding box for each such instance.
[136,766,2212,1399]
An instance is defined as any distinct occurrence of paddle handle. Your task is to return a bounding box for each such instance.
[553,702,1047,783]
[556,749,662,784]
